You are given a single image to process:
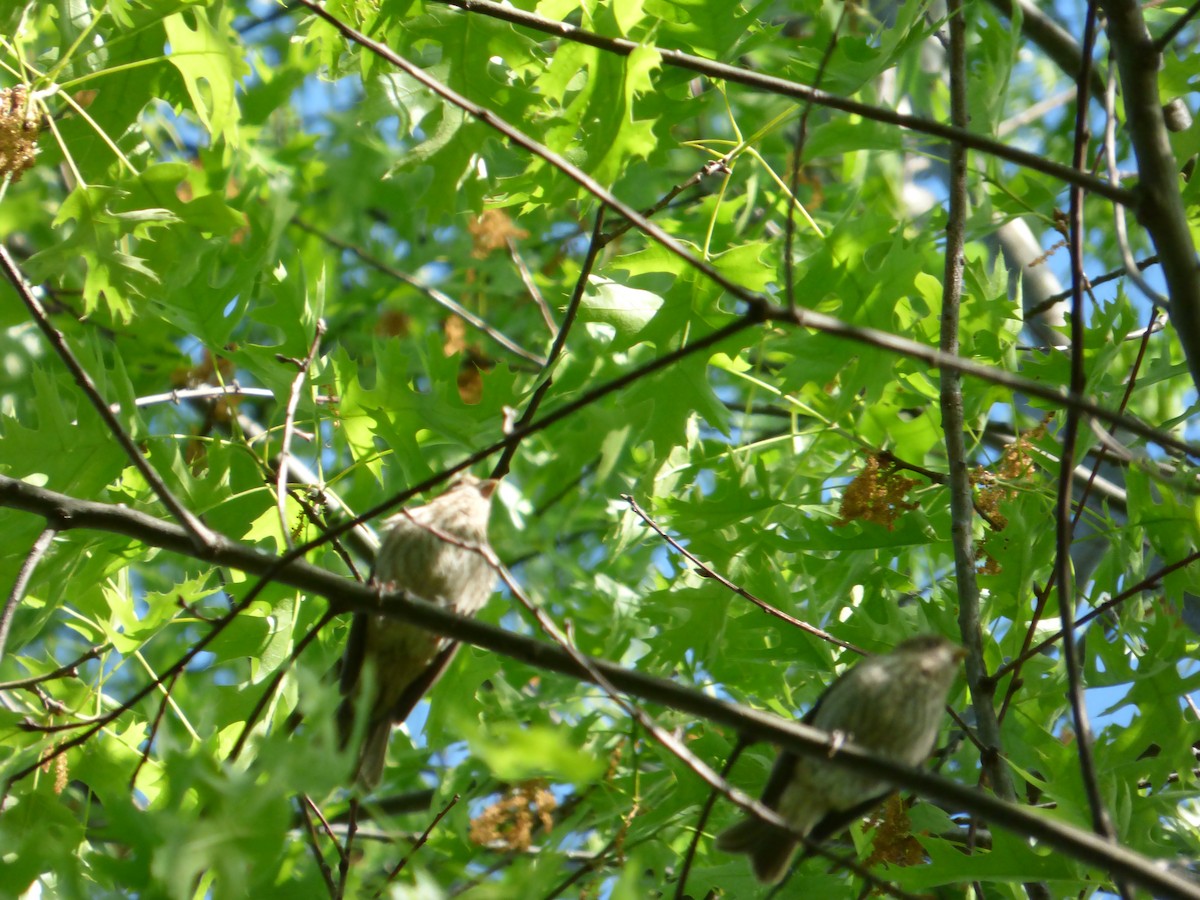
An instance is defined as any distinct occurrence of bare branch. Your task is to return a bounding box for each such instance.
[0,527,56,665]
[300,795,339,898]
[0,244,214,550]
[372,794,459,898]
[1,476,1198,898]
[290,217,547,367]
[277,319,327,549]
[492,206,607,479]
[420,0,1134,204]
[1101,0,1200,394]
[1152,0,1200,52]
[1061,17,1128,893]
[622,494,857,651]
[939,13,1028,898]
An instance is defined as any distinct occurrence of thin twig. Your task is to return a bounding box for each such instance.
[998,87,1077,137]
[599,158,731,246]
[306,794,344,851]
[0,527,56,664]
[372,793,459,897]
[506,237,557,333]
[672,739,746,900]
[1151,0,1200,52]
[335,797,357,900]
[129,672,178,788]
[784,7,844,311]
[1101,57,1169,309]
[290,217,546,366]
[287,484,364,582]
[1061,13,1128,896]
[1068,308,1162,526]
[0,245,214,550]
[622,494,857,651]
[1025,255,1160,318]
[300,795,340,898]
[0,642,106,691]
[117,384,336,409]
[491,205,608,479]
[992,548,1200,683]
[277,319,327,549]
[228,609,338,761]
[541,800,640,900]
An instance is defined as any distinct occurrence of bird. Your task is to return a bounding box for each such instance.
[337,472,499,788]
[716,633,965,884]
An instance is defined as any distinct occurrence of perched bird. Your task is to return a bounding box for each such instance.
[716,634,965,884]
[338,473,499,788]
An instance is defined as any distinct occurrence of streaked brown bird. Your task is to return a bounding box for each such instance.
[716,633,964,884]
[338,473,499,788]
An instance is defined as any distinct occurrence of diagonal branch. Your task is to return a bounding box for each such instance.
[491,205,607,479]
[277,319,326,549]
[423,0,1133,205]
[622,494,855,651]
[1101,0,1200,394]
[290,217,547,367]
[1,476,1199,899]
[0,527,57,664]
[0,244,214,551]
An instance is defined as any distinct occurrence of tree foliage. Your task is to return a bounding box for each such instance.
[1,0,1199,897]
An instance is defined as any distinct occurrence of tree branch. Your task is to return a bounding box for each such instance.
[1061,15,1126,888]
[938,8,1030,894]
[421,0,1133,205]
[1101,0,1200,394]
[0,245,214,551]
[1,476,1198,899]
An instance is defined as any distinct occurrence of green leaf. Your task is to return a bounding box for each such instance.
[164,7,250,146]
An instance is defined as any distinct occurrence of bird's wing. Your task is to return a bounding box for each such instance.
[339,612,369,695]
[383,642,462,724]
[758,748,800,809]
[795,671,892,845]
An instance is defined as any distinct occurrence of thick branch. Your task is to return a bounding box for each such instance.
[941,0,1022,816]
[1,476,1198,900]
[1101,1,1200,393]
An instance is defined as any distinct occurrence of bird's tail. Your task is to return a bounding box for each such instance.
[337,696,390,790]
[353,719,391,790]
[715,816,798,885]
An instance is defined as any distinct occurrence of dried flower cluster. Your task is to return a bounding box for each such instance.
[835,453,920,530]
[974,425,1043,530]
[468,780,557,851]
[468,208,528,258]
[864,795,925,867]
[0,86,39,183]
